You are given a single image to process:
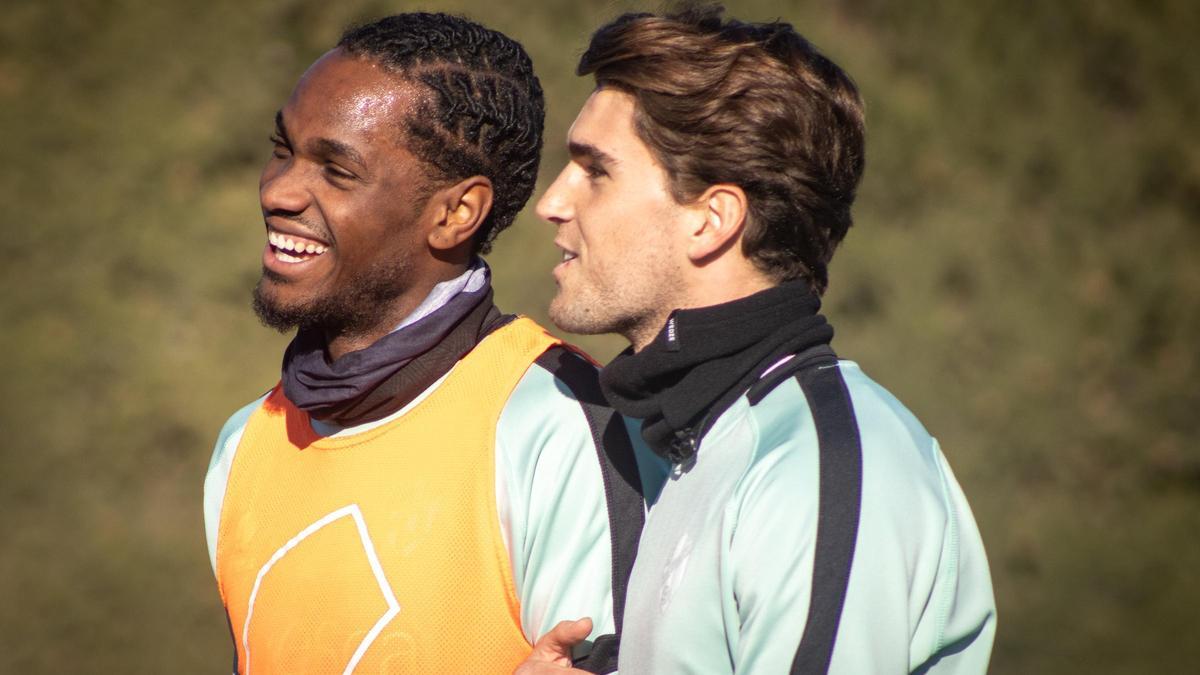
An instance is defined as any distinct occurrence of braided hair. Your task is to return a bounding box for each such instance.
[339,13,544,254]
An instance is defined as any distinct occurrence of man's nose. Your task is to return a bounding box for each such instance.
[535,170,573,225]
[259,163,309,216]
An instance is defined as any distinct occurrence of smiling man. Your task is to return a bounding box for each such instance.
[203,13,645,674]
[524,5,996,674]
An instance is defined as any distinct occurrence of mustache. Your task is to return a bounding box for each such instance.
[262,210,334,243]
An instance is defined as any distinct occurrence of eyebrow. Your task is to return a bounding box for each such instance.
[310,138,367,169]
[568,141,618,168]
[274,110,368,169]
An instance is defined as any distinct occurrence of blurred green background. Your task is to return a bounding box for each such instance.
[2,0,1197,672]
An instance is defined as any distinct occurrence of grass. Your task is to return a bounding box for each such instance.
[2,0,1197,671]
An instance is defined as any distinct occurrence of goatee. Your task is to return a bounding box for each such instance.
[251,258,412,337]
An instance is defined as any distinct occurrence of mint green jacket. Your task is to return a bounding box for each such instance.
[620,360,996,674]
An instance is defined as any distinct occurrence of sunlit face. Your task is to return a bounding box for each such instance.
[536,88,693,348]
[253,49,435,335]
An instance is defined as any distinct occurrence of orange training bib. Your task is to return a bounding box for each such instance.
[216,318,559,674]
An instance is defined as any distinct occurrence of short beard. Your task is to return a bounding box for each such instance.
[549,289,662,351]
[252,259,412,338]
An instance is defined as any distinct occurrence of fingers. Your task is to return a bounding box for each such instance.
[527,617,593,666]
[514,662,589,674]
[514,661,589,675]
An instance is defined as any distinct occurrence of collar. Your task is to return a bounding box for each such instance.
[600,280,834,462]
[280,259,503,427]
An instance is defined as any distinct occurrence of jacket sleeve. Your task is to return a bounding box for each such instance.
[204,395,267,575]
[495,361,616,648]
[727,372,995,674]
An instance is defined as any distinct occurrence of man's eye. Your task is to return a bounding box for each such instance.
[269,135,290,158]
[324,164,356,181]
[585,164,607,180]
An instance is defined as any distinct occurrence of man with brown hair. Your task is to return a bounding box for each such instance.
[521,4,995,673]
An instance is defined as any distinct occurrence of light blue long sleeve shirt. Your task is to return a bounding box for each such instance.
[619,360,996,674]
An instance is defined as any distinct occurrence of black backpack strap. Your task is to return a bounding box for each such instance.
[535,346,646,674]
[748,349,863,675]
[746,344,837,406]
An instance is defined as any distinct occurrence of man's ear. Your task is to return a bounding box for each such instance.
[428,176,494,252]
[686,184,748,263]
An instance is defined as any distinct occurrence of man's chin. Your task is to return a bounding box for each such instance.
[250,275,399,337]
[549,298,608,336]
[251,276,327,333]
[252,283,305,333]
[250,255,415,337]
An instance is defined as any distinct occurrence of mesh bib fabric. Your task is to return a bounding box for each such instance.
[216,318,559,674]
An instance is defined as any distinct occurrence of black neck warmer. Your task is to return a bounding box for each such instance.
[600,280,834,461]
[280,278,504,428]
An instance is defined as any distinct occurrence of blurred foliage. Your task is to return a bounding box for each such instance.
[1,0,1197,672]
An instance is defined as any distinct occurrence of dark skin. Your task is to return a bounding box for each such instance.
[256,48,493,360]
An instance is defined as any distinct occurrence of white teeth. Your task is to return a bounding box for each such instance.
[562,252,577,262]
[275,250,304,263]
[267,230,328,257]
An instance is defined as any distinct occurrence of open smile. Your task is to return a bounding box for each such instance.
[553,242,578,278]
[263,225,332,273]
[268,229,328,262]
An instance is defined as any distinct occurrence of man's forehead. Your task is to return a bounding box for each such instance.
[567,88,636,148]
[286,51,423,139]
[566,88,652,164]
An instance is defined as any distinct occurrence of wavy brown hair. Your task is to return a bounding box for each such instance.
[578,4,865,293]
